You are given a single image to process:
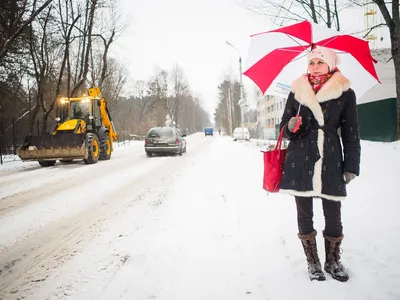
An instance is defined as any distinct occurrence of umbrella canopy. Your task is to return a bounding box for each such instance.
[243,20,380,100]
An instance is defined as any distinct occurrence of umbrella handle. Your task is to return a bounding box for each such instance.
[292,114,302,133]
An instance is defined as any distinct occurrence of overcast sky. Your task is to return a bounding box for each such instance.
[111,0,390,116]
[112,0,269,114]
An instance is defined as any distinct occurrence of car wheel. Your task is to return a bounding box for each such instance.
[146,151,152,157]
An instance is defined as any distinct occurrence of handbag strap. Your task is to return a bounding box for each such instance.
[274,126,285,161]
[274,126,285,151]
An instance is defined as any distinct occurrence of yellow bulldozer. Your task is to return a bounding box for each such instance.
[17,87,118,167]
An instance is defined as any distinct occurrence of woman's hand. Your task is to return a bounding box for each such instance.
[288,116,302,132]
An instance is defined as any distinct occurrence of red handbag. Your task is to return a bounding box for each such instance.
[262,126,287,192]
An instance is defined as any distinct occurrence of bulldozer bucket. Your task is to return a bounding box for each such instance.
[17,134,86,161]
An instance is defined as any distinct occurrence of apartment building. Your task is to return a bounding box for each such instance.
[256,90,287,139]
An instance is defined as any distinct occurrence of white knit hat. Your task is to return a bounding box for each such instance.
[307,46,340,72]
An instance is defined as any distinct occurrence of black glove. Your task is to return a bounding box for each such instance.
[287,116,302,132]
[343,172,356,185]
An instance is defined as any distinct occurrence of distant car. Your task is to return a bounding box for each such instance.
[204,127,213,136]
[145,127,187,157]
[233,127,250,141]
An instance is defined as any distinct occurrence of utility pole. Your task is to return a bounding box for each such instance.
[227,84,233,135]
[225,40,246,137]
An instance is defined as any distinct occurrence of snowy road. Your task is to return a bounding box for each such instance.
[1,134,400,300]
[0,133,213,299]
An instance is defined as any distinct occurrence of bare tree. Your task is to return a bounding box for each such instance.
[167,64,188,127]
[27,5,57,134]
[245,0,343,30]
[147,68,169,127]
[70,0,98,96]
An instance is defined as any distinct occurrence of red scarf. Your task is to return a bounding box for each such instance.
[308,69,338,93]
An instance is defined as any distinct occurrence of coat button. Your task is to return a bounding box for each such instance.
[323,165,327,171]
[291,180,295,186]
[292,163,295,168]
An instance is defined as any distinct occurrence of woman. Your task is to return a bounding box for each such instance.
[279,46,361,282]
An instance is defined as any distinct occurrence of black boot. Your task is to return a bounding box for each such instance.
[323,232,349,282]
[298,231,326,281]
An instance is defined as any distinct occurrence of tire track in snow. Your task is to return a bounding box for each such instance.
[0,152,145,216]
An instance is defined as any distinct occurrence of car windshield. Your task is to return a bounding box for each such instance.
[148,128,174,137]
[234,128,249,133]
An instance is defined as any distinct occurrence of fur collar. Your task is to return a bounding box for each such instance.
[290,72,350,126]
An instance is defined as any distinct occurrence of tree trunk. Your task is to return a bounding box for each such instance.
[374,0,400,139]
[309,0,318,23]
[71,0,97,96]
[325,0,331,28]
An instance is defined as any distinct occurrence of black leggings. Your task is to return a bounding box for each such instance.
[295,196,343,237]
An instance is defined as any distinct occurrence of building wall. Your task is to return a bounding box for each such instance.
[357,48,397,142]
[358,98,397,142]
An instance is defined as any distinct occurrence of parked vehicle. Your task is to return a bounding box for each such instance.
[145,127,187,157]
[233,127,250,141]
[204,127,213,136]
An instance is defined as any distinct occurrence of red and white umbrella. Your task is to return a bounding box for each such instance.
[243,20,380,99]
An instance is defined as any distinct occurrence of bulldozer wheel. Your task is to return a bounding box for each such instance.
[83,133,100,164]
[38,160,56,167]
[99,133,111,160]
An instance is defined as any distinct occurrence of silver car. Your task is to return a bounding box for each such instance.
[145,127,187,157]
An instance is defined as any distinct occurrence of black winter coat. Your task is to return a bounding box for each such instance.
[279,72,361,201]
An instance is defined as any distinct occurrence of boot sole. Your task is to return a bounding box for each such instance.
[324,267,349,282]
[310,275,326,281]
[309,270,326,281]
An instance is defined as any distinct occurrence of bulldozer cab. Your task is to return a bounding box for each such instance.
[69,100,91,120]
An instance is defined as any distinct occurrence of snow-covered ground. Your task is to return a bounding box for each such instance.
[0,133,399,300]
